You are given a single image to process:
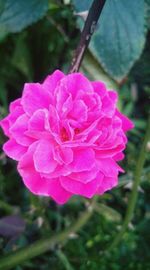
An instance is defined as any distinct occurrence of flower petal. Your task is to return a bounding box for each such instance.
[3,139,27,161]
[69,100,88,122]
[53,146,73,165]
[97,158,124,177]
[68,148,95,172]
[33,140,57,173]
[69,165,99,183]
[0,106,24,137]
[21,83,52,115]
[42,70,65,96]
[10,114,34,146]
[116,109,134,131]
[9,98,22,113]
[92,81,106,98]
[27,109,51,141]
[60,172,103,198]
[98,176,118,195]
[60,73,93,99]
[0,117,10,137]
[18,143,72,204]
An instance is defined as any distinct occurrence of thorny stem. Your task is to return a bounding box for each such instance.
[69,0,106,73]
[107,115,150,251]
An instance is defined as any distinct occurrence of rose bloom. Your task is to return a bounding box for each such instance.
[0,70,133,204]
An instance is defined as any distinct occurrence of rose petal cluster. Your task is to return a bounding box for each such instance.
[0,70,133,204]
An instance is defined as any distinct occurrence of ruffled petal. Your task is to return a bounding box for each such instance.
[97,158,124,177]
[42,70,65,96]
[60,172,103,198]
[116,109,134,132]
[33,140,57,173]
[0,117,10,136]
[68,148,95,172]
[10,114,34,146]
[108,90,118,104]
[69,100,88,122]
[18,142,72,204]
[27,109,51,140]
[69,165,99,183]
[9,98,22,113]
[0,106,24,137]
[53,146,73,165]
[60,73,93,99]
[98,176,118,195]
[101,94,116,117]
[3,139,27,161]
[21,83,52,116]
[92,81,106,98]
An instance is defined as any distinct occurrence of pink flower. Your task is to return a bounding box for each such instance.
[0,70,134,204]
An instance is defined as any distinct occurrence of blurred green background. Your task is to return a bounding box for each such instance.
[0,1,150,269]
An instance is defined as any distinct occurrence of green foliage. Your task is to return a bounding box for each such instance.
[0,1,150,270]
[145,0,150,29]
[81,50,117,90]
[0,0,48,40]
[73,0,147,82]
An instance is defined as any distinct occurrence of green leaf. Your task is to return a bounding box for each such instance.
[72,0,91,11]
[0,0,5,14]
[0,81,7,109]
[11,34,33,81]
[94,202,121,222]
[145,0,150,30]
[81,50,118,90]
[56,250,75,270]
[73,0,146,82]
[0,0,48,39]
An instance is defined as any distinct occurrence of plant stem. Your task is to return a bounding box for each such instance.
[0,201,95,270]
[69,0,106,73]
[56,250,75,270]
[107,115,150,251]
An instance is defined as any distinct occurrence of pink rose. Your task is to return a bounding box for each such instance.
[0,70,133,204]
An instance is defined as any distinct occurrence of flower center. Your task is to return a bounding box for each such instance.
[61,127,69,141]
[74,128,81,135]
